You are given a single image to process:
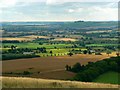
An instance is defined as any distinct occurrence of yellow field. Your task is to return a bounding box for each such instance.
[0,37,34,41]
[0,35,51,41]
[1,35,77,41]
[53,38,77,41]
[23,35,50,39]
[2,77,118,88]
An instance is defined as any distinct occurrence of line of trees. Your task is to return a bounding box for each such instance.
[66,56,120,82]
[2,54,40,60]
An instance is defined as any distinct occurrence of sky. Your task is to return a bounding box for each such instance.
[0,0,119,22]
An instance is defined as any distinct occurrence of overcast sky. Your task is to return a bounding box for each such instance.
[0,0,119,22]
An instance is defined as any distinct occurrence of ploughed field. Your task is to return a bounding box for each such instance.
[2,54,113,80]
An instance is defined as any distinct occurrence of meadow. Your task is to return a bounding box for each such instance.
[93,71,120,84]
[86,44,118,47]
[2,43,73,49]
[2,77,118,88]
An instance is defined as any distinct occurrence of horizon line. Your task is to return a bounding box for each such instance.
[0,20,118,22]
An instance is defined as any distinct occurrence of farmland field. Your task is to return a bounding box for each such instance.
[0,37,34,41]
[2,77,118,88]
[86,44,118,47]
[1,21,119,88]
[53,38,77,41]
[93,71,120,84]
[2,54,115,80]
[0,1,119,88]
[2,43,73,49]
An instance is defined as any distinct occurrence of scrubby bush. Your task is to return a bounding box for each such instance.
[23,71,31,75]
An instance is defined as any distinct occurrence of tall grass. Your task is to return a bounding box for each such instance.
[2,77,119,88]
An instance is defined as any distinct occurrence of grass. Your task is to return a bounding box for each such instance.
[38,48,80,57]
[2,43,80,57]
[3,43,73,49]
[2,77,118,88]
[86,44,118,47]
[93,71,120,84]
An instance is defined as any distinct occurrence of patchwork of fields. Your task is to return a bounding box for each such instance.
[2,54,115,80]
[1,21,119,87]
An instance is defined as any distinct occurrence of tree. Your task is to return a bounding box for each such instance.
[39,42,43,45]
[65,65,71,71]
[23,71,31,75]
[68,52,73,56]
[11,45,17,50]
[83,50,87,54]
[71,63,82,73]
[109,61,118,71]
[88,51,92,54]
[116,52,119,57]
[106,51,111,56]
[50,51,53,55]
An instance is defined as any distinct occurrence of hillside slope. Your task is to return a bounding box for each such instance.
[2,77,119,88]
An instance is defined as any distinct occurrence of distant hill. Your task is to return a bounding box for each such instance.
[2,77,118,88]
[1,22,65,25]
[1,21,118,32]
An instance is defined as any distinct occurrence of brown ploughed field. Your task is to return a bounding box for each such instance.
[2,54,115,80]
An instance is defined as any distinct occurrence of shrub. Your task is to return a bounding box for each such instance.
[23,71,31,75]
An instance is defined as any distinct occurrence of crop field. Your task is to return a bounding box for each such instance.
[0,37,34,41]
[86,44,118,47]
[1,21,119,88]
[93,71,120,84]
[23,35,50,39]
[0,35,51,41]
[37,48,81,57]
[53,38,77,41]
[3,43,73,49]
[2,77,118,88]
[2,54,115,80]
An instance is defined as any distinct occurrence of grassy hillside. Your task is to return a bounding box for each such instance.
[93,71,120,84]
[2,77,118,88]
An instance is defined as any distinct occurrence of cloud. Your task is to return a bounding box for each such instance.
[0,10,36,21]
[68,9,74,13]
[0,0,46,9]
[81,7,118,21]
[46,0,119,5]
[68,8,83,13]
[0,0,17,8]
[0,1,118,21]
[46,0,57,5]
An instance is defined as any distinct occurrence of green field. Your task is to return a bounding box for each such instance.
[86,44,118,47]
[3,43,73,49]
[93,71,120,84]
[2,43,82,57]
